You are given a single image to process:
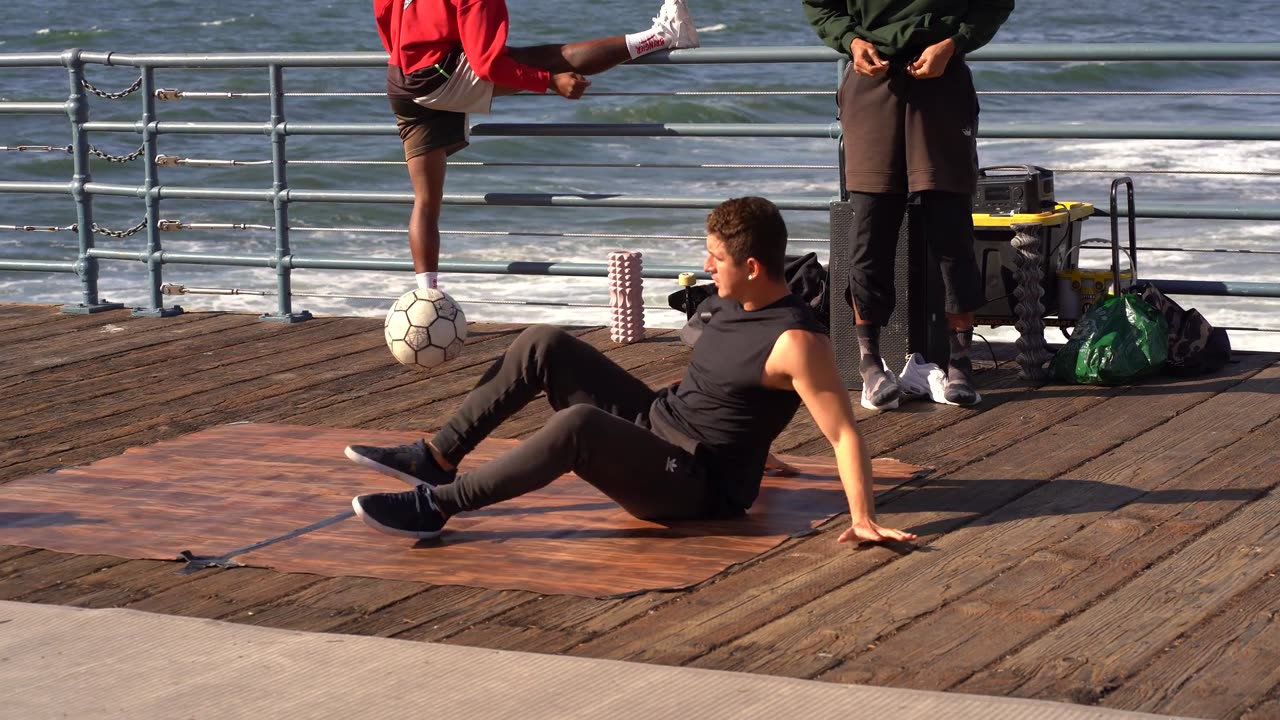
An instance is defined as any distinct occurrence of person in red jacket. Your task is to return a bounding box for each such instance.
[376,0,701,291]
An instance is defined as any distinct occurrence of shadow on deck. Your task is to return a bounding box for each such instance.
[1,304,1277,719]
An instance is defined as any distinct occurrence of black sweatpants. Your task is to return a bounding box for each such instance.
[838,57,986,326]
[428,326,715,521]
[847,190,986,326]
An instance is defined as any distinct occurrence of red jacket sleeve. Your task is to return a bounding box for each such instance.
[373,0,394,55]
[456,0,550,94]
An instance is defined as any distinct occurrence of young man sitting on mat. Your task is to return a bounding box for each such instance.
[347,197,918,546]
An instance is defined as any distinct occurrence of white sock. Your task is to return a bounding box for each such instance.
[625,28,668,59]
[415,272,438,290]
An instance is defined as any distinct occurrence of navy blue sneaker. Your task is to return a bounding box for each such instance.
[352,486,448,539]
[344,438,457,488]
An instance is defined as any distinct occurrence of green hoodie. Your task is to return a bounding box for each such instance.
[803,0,1015,58]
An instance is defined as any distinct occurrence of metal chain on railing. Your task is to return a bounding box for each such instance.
[89,219,148,239]
[88,143,146,163]
[0,220,148,238]
[0,144,72,154]
[82,75,144,99]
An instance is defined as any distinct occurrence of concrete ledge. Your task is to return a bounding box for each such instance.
[0,601,1182,719]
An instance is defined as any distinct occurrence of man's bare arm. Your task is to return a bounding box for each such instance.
[767,330,917,544]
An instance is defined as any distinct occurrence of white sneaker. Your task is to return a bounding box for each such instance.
[898,352,939,397]
[651,0,700,50]
[859,358,900,411]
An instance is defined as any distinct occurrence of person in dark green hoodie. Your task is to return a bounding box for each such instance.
[803,0,1014,410]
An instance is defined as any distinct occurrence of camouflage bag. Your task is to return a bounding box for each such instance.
[1135,282,1232,376]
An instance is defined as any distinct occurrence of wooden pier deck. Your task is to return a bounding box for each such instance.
[2,302,1278,719]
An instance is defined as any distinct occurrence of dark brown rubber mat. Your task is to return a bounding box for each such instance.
[0,423,929,597]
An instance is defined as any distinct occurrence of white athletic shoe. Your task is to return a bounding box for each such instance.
[651,0,700,50]
[898,352,939,397]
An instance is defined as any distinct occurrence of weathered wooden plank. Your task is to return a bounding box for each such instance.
[0,315,285,419]
[225,576,428,633]
[0,550,125,599]
[1242,695,1280,720]
[0,311,224,382]
[391,588,543,642]
[0,546,39,564]
[328,586,516,639]
[1100,570,1280,717]
[0,317,364,447]
[569,354,1275,669]
[0,313,285,404]
[814,414,1280,692]
[956,484,1280,701]
[445,622,581,654]
[0,305,125,336]
[0,323,384,480]
[0,304,130,333]
[27,559,205,609]
[123,567,326,619]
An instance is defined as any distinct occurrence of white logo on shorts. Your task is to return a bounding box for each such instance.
[665,457,678,473]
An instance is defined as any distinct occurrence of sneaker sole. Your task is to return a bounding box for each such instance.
[351,496,443,540]
[860,389,900,411]
[345,446,432,489]
[936,390,983,407]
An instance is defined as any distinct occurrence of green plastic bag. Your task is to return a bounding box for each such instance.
[1051,294,1169,385]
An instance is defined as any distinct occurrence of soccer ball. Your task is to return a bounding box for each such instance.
[384,288,467,368]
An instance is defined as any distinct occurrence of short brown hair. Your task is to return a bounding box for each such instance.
[705,196,788,278]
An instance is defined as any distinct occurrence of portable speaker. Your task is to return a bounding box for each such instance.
[829,199,950,389]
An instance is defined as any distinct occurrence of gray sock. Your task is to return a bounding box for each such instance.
[857,325,899,406]
[944,329,978,405]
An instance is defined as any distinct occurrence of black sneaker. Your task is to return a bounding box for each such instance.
[352,486,448,539]
[344,439,457,488]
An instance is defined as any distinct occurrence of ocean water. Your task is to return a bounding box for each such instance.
[1,1,1278,349]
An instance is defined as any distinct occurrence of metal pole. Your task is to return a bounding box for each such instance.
[61,48,123,315]
[134,65,183,317]
[262,63,310,322]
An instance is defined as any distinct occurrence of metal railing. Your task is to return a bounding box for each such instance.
[1,43,1278,326]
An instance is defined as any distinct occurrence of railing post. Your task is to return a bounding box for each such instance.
[134,64,183,317]
[261,63,311,323]
[60,48,123,315]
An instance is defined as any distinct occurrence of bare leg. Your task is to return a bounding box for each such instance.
[492,40,632,96]
[406,149,447,273]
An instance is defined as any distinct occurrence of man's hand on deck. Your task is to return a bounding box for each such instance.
[551,72,590,99]
[764,453,799,477]
[850,38,889,77]
[907,38,956,79]
[838,518,918,544]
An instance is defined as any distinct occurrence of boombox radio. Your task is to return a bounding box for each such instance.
[972,165,1055,214]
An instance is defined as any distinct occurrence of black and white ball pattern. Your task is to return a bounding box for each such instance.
[384,288,467,368]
